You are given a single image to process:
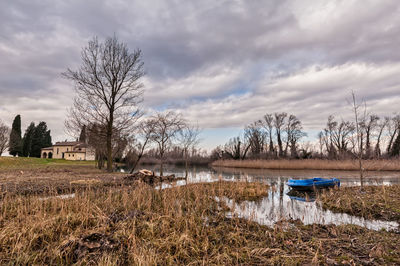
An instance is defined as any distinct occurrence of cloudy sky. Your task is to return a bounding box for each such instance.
[1,0,400,150]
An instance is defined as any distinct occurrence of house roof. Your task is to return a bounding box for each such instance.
[75,143,90,148]
[53,141,82,146]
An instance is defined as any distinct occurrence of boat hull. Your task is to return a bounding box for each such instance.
[287,178,340,191]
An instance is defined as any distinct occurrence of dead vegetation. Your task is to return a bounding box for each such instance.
[0,179,399,265]
[320,185,400,222]
[212,158,400,171]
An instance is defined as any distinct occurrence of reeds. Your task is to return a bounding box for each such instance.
[212,159,400,171]
[319,184,400,222]
[0,181,399,264]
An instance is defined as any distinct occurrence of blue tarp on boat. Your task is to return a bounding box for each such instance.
[287,178,340,191]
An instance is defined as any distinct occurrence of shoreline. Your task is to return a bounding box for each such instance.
[212,159,400,172]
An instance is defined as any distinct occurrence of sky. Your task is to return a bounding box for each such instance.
[1,0,400,151]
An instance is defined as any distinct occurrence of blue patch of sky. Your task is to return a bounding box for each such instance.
[199,127,243,151]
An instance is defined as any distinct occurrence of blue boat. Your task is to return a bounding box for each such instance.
[287,178,340,191]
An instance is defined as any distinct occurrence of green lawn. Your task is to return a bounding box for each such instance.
[0,156,95,169]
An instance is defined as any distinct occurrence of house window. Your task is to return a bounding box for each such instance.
[69,154,70,157]
[67,148,69,151]
[57,148,59,154]
[73,154,74,157]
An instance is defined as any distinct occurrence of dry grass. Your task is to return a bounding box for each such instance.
[212,159,400,171]
[0,165,123,196]
[0,157,95,170]
[320,185,400,222]
[1,180,399,265]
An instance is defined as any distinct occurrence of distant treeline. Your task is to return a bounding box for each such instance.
[211,112,400,160]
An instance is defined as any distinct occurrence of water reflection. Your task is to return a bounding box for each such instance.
[124,164,400,231]
[223,180,399,232]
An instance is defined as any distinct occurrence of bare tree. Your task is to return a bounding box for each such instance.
[386,114,400,154]
[322,115,338,158]
[150,111,185,176]
[63,36,144,172]
[374,117,388,158]
[331,120,354,157]
[245,122,266,157]
[317,131,325,157]
[274,112,287,157]
[224,135,251,160]
[363,114,379,158]
[260,114,275,154]
[178,124,201,178]
[86,123,128,169]
[0,120,10,156]
[284,114,306,158]
[128,119,156,174]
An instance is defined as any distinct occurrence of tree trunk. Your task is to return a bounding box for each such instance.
[106,113,114,172]
[185,150,188,179]
[269,132,274,153]
[160,160,164,177]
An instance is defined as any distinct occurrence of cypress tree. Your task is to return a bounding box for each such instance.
[22,122,35,157]
[8,115,22,156]
[30,122,52,158]
[44,130,52,147]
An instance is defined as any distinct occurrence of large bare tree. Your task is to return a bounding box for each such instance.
[63,36,144,171]
[0,120,10,156]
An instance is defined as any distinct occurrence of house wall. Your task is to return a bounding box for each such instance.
[65,152,86,160]
[86,148,96,161]
[41,144,96,161]
[41,150,54,158]
[52,146,75,159]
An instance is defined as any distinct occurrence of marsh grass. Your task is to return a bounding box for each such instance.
[320,185,400,222]
[212,159,400,171]
[0,181,399,265]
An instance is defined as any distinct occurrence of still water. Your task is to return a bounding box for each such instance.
[122,165,400,231]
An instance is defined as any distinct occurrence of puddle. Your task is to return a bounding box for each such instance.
[39,193,75,200]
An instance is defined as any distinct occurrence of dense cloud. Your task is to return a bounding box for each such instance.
[1,0,400,149]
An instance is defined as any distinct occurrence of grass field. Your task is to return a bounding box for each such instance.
[0,156,95,169]
[212,159,400,171]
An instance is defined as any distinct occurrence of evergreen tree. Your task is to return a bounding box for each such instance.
[22,122,35,157]
[390,131,400,157]
[8,115,22,156]
[44,130,52,147]
[30,122,52,158]
[79,125,87,143]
